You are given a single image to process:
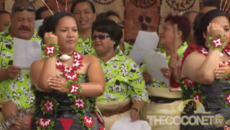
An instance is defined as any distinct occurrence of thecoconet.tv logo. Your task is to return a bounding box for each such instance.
[147,99,225,126]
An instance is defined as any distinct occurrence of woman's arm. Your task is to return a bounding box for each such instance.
[30,58,56,92]
[182,50,220,84]
[79,55,105,97]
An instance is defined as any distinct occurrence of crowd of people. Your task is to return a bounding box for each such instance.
[0,0,229,130]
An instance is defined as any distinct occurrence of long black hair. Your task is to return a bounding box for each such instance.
[194,9,230,48]
[38,12,76,40]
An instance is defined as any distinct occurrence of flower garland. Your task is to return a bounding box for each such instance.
[180,45,230,109]
[42,43,59,59]
[36,51,103,129]
[208,34,225,50]
[40,96,59,115]
[36,118,54,130]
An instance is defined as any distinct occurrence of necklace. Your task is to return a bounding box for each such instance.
[58,53,73,61]
[56,51,83,74]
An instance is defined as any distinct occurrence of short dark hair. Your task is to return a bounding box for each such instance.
[0,10,10,15]
[182,11,198,18]
[11,0,35,14]
[35,6,53,20]
[165,14,191,42]
[96,12,105,21]
[92,19,122,49]
[104,10,120,19]
[202,0,221,9]
[38,12,76,40]
[70,0,96,13]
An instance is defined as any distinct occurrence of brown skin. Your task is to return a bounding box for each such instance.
[182,17,230,84]
[30,16,105,96]
[92,30,145,121]
[9,10,35,40]
[0,13,10,32]
[143,21,183,83]
[1,10,36,130]
[72,2,96,41]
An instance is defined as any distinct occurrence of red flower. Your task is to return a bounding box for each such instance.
[74,52,83,60]
[193,94,202,104]
[83,117,94,127]
[98,126,105,130]
[225,92,230,104]
[212,38,222,48]
[45,46,55,55]
[43,99,55,113]
[184,78,195,87]
[198,47,208,56]
[219,61,228,68]
[65,73,78,80]
[38,119,52,129]
[94,111,103,123]
[70,83,79,94]
[73,98,85,109]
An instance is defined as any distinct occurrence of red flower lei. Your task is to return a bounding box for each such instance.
[180,45,230,108]
[36,118,54,130]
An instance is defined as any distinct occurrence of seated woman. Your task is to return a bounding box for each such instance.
[180,9,230,130]
[92,19,148,130]
[96,10,132,55]
[30,12,105,130]
[141,14,190,87]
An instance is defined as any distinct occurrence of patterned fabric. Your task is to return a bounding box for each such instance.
[0,28,41,109]
[75,36,95,55]
[124,0,160,42]
[117,41,132,56]
[179,46,230,130]
[96,51,148,102]
[140,42,188,87]
[31,74,105,130]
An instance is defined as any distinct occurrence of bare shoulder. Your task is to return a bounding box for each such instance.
[82,55,98,63]
[31,59,44,69]
[185,51,205,62]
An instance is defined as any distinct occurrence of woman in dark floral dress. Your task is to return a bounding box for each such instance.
[29,12,105,130]
[179,10,230,130]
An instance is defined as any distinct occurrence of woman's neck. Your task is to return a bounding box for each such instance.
[78,28,91,41]
[165,41,183,56]
[98,50,117,63]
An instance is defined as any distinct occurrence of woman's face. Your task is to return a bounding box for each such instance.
[159,21,174,48]
[72,2,96,31]
[205,16,230,45]
[92,30,115,54]
[55,16,78,52]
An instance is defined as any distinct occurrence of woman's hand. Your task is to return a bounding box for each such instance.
[207,23,227,47]
[142,71,152,84]
[169,54,181,71]
[160,68,171,79]
[130,108,140,122]
[215,64,230,79]
[48,74,68,93]
[44,32,58,45]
